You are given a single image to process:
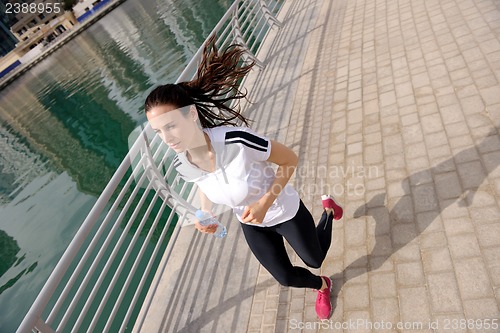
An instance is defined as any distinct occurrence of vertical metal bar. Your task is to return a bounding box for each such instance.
[56,168,152,332]
[92,191,161,332]
[47,154,148,327]
[118,200,172,332]
[69,180,155,333]
[232,7,264,68]
[16,156,133,333]
[130,203,186,332]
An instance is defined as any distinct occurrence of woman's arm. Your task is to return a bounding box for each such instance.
[199,188,213,213]
[195,188,218,234]
[241,140,298,224]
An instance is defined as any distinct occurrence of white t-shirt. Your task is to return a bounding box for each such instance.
[173,126,300,227]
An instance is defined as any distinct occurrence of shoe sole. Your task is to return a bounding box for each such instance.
[327,278,333,318]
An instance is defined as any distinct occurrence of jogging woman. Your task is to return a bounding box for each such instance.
[144,35,343,320]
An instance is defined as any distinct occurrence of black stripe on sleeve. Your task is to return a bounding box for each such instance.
[225,130,269,150]
[226,139,268,152]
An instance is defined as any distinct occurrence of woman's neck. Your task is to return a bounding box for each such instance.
[186,132,215,173]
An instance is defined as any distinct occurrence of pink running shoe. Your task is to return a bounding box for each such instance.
[321,195,343,220]
[315,276,332,320]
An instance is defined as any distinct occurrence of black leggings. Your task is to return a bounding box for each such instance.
[240,200,333,290]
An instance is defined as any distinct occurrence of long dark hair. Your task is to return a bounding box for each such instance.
[145,34,255,128]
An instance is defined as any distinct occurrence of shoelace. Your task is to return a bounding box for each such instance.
[323,210,334,230]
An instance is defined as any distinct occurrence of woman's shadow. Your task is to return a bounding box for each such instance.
[330,127,499,305]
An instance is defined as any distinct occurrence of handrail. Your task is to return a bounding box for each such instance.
[16,0,283,332]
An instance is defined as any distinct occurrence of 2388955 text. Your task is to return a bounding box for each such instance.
[5,3,61,14]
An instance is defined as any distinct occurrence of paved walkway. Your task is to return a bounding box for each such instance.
[141,0,500,331]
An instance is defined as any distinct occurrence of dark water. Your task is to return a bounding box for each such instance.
[0,0,230,331]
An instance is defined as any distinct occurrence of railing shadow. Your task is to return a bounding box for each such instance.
[154,211,274,333]
[330,127,500,302]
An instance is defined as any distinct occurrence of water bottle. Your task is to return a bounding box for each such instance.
[195,210,227,238]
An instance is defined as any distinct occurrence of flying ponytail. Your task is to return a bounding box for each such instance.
[145,34,255,128]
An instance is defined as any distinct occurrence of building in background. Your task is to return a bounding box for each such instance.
[0,0,19,56]
[10,0,77,51]
[73,0,110,23]
[0,0,122,80]
[0,0,77,78]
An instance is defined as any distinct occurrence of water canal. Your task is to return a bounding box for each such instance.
[0,0,230,331]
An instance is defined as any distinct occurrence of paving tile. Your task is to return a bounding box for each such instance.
[456,160,487,189]
[344,266,369,285]
[343,284,370,310]
[419,231,448,249]
[427,272,463,313]
[449,134,474,149]
[440,199,470,219]
[434,171,462,200]
[448,233,482,258]
[345,217,367,247]
[406,142,428,159]
[421,246,454,273]
[407,156,430,172]
[416,210,443,233]
[412,183,439,213]
[432,313,467,333]
[345,246,368,269]
[424,131,449,149]
[344,310,372,333]
[369,255,395,273]
[469,205,500,224]
[437,93,460,108]
[371,299,400,329]
[408,169,433,186]
[398,287,432,324]
[480,85,500,105]
[439,104,467,124]
[370,272,397,298]
[402,123,424,144]
[482,247,500,286]
[460,95,486,115]
[393,243,422,262]
[396,261,426,287]
[463,298,500,319]
[476,222,500,247]
[401,113,419,126]
[454,257,494,299]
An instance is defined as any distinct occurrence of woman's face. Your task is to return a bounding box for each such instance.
[146,104,200,153]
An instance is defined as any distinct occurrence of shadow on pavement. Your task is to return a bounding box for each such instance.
[330,127,500,303]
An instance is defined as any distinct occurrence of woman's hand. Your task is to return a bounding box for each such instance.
[241,200,271,224]
[194,219,219,234]
[194,210,218,234]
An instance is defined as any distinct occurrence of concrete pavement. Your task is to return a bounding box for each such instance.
[246,0,500,331]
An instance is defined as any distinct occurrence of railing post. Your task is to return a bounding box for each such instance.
[259,0,282,28]
[231,8,265,69]
[34,319,56,333]
[230,0,283,69]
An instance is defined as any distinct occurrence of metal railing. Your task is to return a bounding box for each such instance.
[17,0,283,332]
